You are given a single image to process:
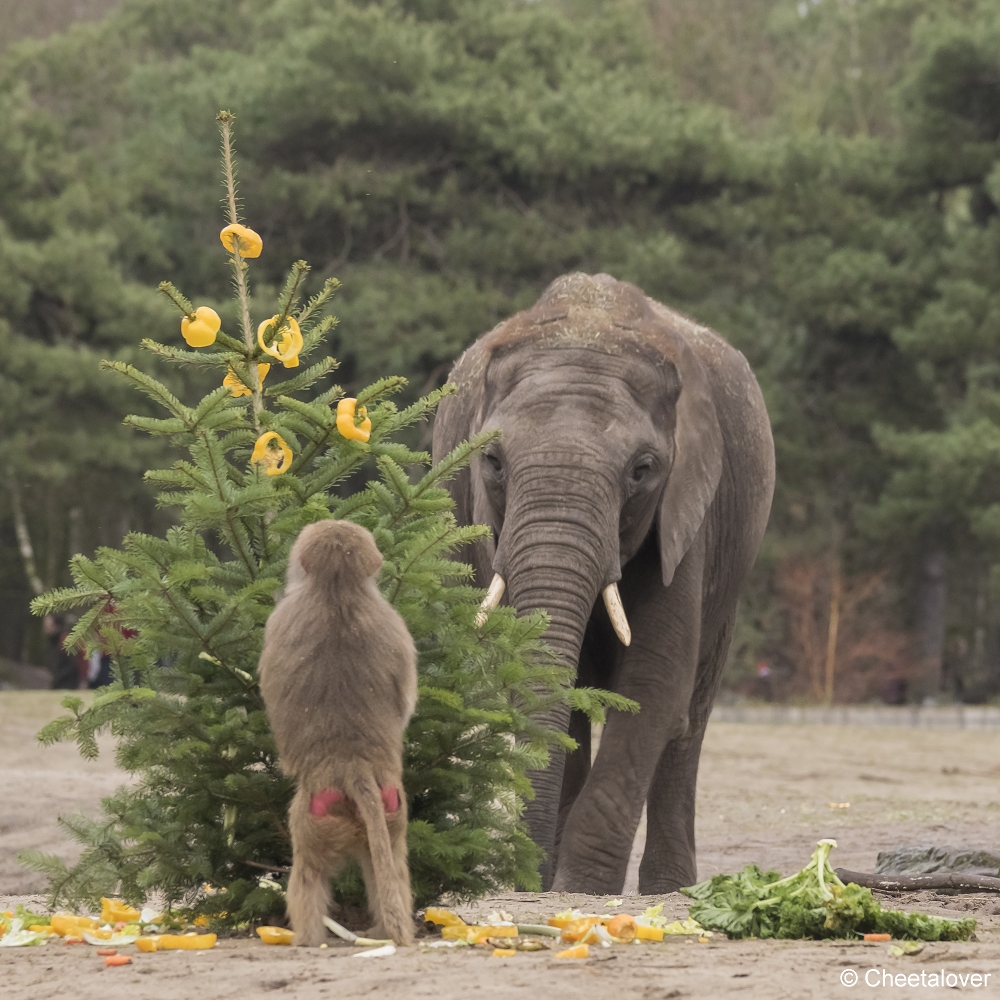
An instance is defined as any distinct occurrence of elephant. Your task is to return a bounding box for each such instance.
[431,272,774,894]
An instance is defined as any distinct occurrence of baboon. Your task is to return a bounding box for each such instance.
[259,519,417,946]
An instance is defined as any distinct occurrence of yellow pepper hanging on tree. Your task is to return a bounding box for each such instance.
[223,363,271,397]
[336,398,371,442]
[179,306,221,348]
[220,223,263,258]
[257,314,303,368]
[250,431,293,476]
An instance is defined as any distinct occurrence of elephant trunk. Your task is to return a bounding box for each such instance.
[494,487,620,887]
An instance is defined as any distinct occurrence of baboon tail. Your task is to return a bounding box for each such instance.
[347,773,411,945]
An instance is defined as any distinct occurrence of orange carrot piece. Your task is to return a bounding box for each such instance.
[105,955,132,966]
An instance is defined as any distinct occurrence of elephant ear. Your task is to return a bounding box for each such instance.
[652,315,724,588]
[432,343,493,581]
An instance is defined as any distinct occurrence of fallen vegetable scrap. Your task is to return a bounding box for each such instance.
[156,934,218,950]
[419,904,711,958]
[889,941,924,957]
[256,926,295,946]
[606,914,637,942]
[101,898,141,924]
[51,914,99,936]
[321,915,393,948]
[352,944,396,959]
[425,907,466,928]
[0,901,219,951]
[0,920,53,948]
[681,840,978,941]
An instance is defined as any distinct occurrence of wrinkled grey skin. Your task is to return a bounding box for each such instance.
[432,273,774,894]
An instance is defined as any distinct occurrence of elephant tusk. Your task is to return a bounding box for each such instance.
[474,574,506,627]
[603,582,631,646]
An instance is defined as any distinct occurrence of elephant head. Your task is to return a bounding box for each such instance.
[432,272,728,882]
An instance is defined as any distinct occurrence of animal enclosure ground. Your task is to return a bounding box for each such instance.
[2,691,999,998]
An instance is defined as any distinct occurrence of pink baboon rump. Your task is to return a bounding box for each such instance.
[309,786,401,817]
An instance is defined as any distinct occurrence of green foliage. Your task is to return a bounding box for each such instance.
[4,0,1000,702]
[682,840,976,941]
[19,115,632,921]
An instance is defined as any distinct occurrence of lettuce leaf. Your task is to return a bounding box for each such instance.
[681,840,976,941]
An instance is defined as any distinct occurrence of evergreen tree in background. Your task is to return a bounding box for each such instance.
[20,112,632,920]
[2,0,1000,703]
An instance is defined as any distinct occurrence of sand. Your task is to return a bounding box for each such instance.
[2,691,998,998]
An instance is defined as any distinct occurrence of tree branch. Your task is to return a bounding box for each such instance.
[836,868,1000,894]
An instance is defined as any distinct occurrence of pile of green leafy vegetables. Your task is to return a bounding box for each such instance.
[681,841,976,941]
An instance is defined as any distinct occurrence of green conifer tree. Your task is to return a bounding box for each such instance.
[21,112,633,924]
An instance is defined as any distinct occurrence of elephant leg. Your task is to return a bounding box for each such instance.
[640,613,736,892]
[551,534,703,894]
[638,724,706,892]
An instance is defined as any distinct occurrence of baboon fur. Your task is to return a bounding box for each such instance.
[259,519,418,946]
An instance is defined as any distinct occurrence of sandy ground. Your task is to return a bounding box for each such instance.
[2,691,999,998]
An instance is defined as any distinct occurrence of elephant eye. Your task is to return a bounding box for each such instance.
[629,458,655,484]
[483,452,503,475]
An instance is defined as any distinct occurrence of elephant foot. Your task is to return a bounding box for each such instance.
[551,864,626,896]
[638,859,698,895]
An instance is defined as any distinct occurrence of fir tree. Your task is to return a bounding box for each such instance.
[21,112,632,924]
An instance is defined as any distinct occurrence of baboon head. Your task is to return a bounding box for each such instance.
[291,519,384,584]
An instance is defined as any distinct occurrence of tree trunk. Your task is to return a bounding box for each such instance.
[8,476,45,597]
[824,559,841,704]
[915,548,946,702]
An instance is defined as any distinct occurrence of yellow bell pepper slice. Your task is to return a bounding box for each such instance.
[441,924,494,943]
[134,937,159,953]
[635,924,664,942]
[548,908,600,929]
[250,431,293,476]
[224,363,270,397]
[560,917,601,943]
[101,899,141,924]
[336,398,371,443]
[156,933,217,950]
[50,914,99,936]
[484,925,517,938]
[491,948,516,958]
[180,306,221,348]
[220,223,263,258]
[441,924,476,940]
[555,943,590,958]
[425,907,466,928]
[256,926,294,946]
[257,315,302,368]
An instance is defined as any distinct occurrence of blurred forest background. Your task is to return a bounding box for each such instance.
[1,0,999,705]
